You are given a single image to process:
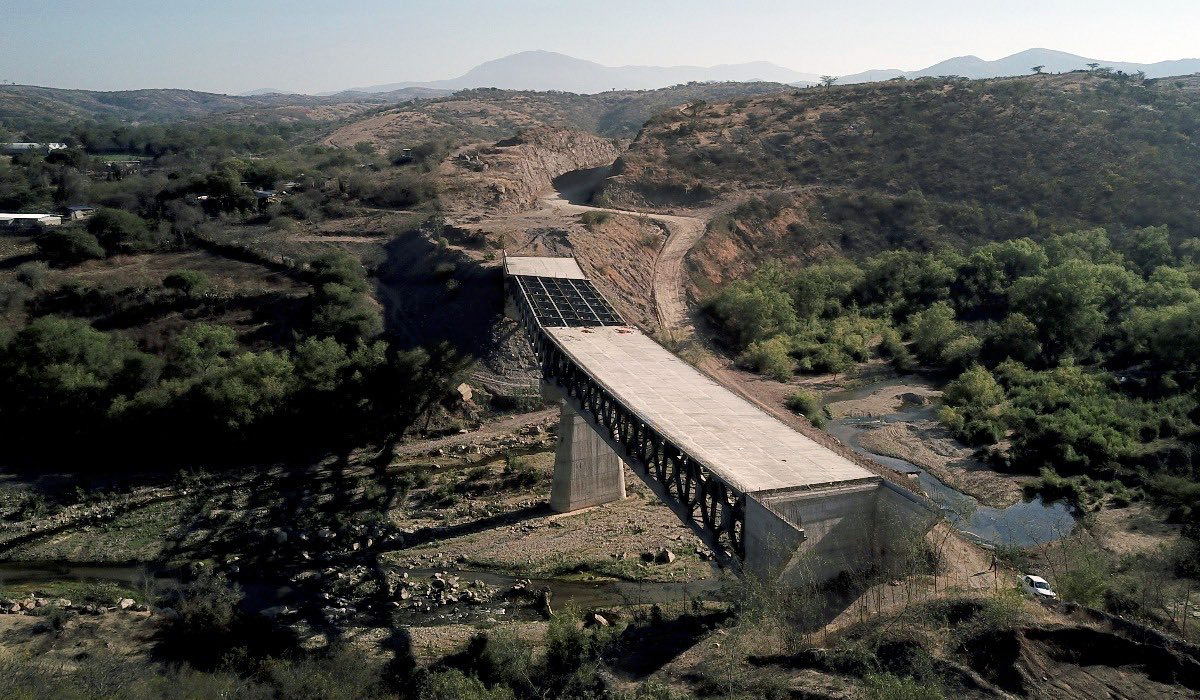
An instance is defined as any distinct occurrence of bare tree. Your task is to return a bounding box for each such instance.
[820,75,838,88]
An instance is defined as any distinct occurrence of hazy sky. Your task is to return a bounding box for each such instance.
[3,0,1198,93]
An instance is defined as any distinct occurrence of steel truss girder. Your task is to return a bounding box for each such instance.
[506,281,746,558]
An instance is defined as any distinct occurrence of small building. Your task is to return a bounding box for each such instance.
[65,205,97,221]
[253,189,283,211]
[1,143,67,155]
[0,213,62,228]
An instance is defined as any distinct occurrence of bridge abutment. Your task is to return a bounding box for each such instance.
[546,386,627,512]
[506,256,938,585]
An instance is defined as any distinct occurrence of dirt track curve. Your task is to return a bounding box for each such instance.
[538,192,704,336]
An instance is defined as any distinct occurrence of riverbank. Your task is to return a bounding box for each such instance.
[825,380,1026,508]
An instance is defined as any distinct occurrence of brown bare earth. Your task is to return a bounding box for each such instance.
[440,128,622,214]
[824,382,937,419]
[1090,503,1183,557]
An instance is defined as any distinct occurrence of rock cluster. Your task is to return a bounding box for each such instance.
[0,596,153,616]
[393,571,498,613]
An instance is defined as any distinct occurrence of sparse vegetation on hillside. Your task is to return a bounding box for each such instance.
[607,73,1200,250]
[324,82,792,150]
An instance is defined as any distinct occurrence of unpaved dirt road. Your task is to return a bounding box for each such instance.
[538,191,705,336]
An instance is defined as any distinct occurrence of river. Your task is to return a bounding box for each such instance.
[823,379,1077,547]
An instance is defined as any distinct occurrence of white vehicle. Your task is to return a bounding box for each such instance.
[1022,574,1057,599]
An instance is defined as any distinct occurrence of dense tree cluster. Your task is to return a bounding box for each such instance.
[707,227,1200,522]
[0,110,461,470]
[0,249,461,467]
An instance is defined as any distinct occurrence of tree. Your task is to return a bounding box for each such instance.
[706,263,798,349]
[165,323,237,376]
[163,269,211,296]
[820,75,839,87]
[1086,62,1100,71]
[311,282,382,342]
[906,302,964,365]
[1116,225,1172,274]
[35,228,105,265]
[86,207,157,253]
[0,316,159,446]
[792,259,863,318]
[1009,260,1128,363]
[1032,65,1045,74]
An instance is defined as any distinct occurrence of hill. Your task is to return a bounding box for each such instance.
[836,48,1200,84]
[333,50,821,94]
[598,72,1200,277]
[323,81,794,149]
[0,84,439,128]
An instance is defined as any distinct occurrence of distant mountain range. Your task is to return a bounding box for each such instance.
[309,51,822,95]
[247,48,1199,96]
[835,48,1200,84]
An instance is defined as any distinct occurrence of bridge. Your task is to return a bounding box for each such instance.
[503,256,935,583]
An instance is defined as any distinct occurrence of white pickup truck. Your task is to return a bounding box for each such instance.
[1022,574,1057,600]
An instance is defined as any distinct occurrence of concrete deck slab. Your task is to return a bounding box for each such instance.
[544,326,876,495]
[504,256,587,279]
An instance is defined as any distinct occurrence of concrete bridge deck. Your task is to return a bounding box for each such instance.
[503,255,935,583]
[546,325,875,495]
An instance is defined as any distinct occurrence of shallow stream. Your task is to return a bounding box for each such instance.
[823,379,1077,547]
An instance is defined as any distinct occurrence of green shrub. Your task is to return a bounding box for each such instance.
[14,261,49,289]
[736,336,794,381]
[163,269,211,295]
[864,673,945,700]
[879,327,917,371]
[580,211,611,229]
[419,670,516,700]
[786,389,827,428]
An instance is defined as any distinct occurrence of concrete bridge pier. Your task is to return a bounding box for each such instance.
[543,383,626,512]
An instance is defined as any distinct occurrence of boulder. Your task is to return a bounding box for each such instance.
[898,392,929,406]
[584,612,610,628]
[655,548,676,564]
[118,598,136,610]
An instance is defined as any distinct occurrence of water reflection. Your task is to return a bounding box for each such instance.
[824,380,1077,547]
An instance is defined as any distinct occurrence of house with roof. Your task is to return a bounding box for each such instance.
[0,213,62,228]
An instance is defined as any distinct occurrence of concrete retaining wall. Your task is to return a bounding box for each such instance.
[746,482,882,584]
[745,480,939,585]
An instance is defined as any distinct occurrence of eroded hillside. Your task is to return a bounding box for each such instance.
[439,127,621,213]
[323,82,792,150]
[597,72,1200,281]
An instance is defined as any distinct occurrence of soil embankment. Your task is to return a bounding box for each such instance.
[443,128,621,214]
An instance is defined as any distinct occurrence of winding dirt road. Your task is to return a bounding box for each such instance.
[538,191,705,336]
[537,182,923,497]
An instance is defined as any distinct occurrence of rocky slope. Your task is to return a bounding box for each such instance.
[441,128,621,213]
